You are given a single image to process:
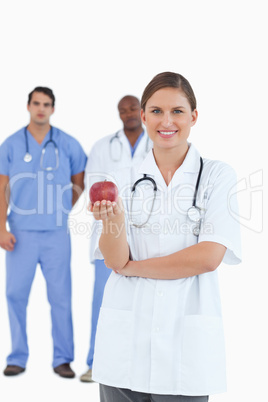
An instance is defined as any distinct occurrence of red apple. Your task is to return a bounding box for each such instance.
[89,181,119,203]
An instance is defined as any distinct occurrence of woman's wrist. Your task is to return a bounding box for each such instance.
[101,213,125,236]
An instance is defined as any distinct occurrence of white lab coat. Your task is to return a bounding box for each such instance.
[85,129,152,262]
[92,144,242,396]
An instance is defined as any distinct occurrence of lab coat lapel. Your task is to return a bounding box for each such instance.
[137,144,201,192]
[137,150,165,189]
[170,144,201,189]
[118,129,152,160]
[116,129,132,160]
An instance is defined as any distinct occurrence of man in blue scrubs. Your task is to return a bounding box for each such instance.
[0,87,87,378]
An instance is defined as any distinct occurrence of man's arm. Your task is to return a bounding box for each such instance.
[71,171,85,207]
[0,175,16,251]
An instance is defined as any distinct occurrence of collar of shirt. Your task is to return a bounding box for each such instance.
[137,143,201,190]
[26,126,52,148]
[127,130,144,157]
[117,129,146,158]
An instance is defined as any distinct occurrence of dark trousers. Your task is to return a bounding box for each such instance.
[100,384,209,402]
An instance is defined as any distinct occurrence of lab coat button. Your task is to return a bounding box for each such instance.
[157,290,164,297]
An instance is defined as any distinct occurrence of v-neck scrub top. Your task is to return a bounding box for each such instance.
[0,127,87,231]
[92,144,242,396]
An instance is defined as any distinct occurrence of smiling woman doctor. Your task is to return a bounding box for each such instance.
[90,72,241,402]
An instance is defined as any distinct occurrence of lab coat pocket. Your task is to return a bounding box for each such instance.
[93,307,133,385]
[181,315,226,395]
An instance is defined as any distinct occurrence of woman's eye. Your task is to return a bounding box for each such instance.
[152,109,161,114]
[173,109,182,114]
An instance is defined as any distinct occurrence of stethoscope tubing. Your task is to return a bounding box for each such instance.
[109,130,149,162]
[23,126,59,170]
[131,175,157,193]
[130,157,204,235]
[109,131,123,162]
[130,174,158,228]
[193,157,203,207]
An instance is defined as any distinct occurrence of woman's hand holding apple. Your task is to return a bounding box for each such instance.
[88,181,128,270]
[91,198,124,221]
[88,180,123,222]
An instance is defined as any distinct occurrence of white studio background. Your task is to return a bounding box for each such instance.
[0,1,267,401]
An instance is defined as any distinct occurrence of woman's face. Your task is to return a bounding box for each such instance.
[141,87,198,152]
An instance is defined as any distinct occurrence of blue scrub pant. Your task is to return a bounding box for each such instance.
[5,230,74,368]
[87,259,111,368]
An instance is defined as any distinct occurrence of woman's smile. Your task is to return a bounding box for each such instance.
[157,130,178,139]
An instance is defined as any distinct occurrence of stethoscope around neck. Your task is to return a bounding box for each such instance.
[130,157,204,236]
[23,126,59,171]
[109,130,150,162]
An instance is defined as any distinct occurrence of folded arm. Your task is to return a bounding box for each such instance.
[118,241,226,280]
[90,199,226,280]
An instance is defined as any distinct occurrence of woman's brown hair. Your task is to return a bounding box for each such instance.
[141,72,196,112]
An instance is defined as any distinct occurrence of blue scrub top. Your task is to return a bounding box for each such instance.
[0,127,87,231]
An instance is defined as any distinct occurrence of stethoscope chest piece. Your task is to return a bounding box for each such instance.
[24,152,32,162]
[192,225,201,237]
[187,206,201,223]
[187,205,202,236]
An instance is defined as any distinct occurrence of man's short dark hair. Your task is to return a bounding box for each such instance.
[28,87,55,107]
